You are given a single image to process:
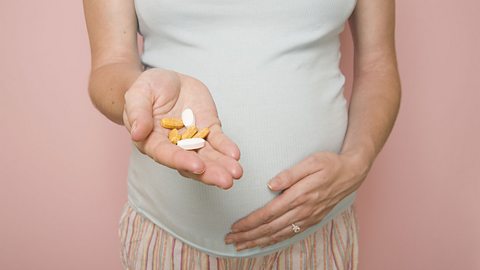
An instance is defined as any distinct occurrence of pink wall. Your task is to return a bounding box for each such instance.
[0,0,478,269]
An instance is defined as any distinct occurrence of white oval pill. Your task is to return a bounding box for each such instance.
[177,138,205,150]
[181,108,195,127]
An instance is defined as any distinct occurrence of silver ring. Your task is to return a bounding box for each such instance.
[291,223,301,233]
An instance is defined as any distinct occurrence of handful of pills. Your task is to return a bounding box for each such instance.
[160,108,210,150]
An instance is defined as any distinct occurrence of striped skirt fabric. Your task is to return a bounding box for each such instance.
[118,201,359,270]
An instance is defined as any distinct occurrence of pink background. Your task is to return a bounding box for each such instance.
[1,0,479,269]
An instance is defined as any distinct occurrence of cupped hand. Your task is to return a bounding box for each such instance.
[122,68,243,189]
[224,151,371,251]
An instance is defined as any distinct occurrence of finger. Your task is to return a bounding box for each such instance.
[225,206,303,245]
[267,153,325,191]
[230,188,299,233]
[254,218,312,250]
[124,83,154,142]
[236,209,319,251]
[178,160,234,190]
[207,124,241,160]
[146,136,205,174]
[197,142,243,180]
[256,203,340,249]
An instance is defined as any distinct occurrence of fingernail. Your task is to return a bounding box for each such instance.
[236,244,245,251]
[192,167,205,175]
[131,121,137,135]
[193,170,204,175]
[267,182,276,190]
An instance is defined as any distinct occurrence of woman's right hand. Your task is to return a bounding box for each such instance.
[122,68,243,189]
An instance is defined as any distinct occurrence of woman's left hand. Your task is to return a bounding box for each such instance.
[224,151,372,251]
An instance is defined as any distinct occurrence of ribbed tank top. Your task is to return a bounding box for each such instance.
[127,0,358,258]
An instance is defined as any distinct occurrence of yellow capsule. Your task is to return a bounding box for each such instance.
[193,127,210,139]
[168,129,180,144]
[160,118,184,129]
[181,126,198,140]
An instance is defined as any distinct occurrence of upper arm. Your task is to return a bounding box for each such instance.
[83,0,141,71]
[348,0,398,74]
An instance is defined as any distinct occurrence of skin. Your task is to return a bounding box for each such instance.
[83,0,401,252]
[225,0,401,250]
[83,0,243,189]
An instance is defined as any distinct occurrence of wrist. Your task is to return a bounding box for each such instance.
[89,62,143,125]
[339,147,375,180]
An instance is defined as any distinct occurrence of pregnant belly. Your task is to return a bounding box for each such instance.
[127,94,348,250]
[126,68,349,253]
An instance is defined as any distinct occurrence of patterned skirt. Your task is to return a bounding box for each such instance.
[118,200,359,270]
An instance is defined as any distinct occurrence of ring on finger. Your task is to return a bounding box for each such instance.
[291,223,301,233]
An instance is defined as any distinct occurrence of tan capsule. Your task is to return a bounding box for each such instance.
[168,129,180,144]
[181,126,198,139]
[175,133,182,144]
[160,118,184,129]
[193,127,210,139]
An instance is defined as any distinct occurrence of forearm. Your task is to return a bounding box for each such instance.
[88,62,143,125]
[340,64,401,173]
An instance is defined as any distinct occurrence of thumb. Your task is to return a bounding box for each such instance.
[267,153,324,191]
[124,84,154,142]
[267,168,298,191]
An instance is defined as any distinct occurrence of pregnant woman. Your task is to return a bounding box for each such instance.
[83,0,401,268]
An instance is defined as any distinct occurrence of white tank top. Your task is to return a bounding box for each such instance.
[128,0,358,258]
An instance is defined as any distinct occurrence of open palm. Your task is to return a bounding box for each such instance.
[123,68,243,189]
